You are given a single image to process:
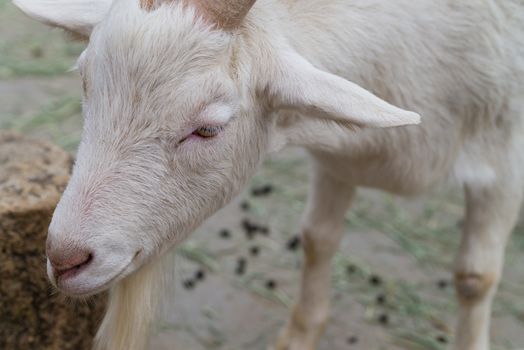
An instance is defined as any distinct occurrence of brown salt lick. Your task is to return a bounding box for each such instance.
[0,132,106,350]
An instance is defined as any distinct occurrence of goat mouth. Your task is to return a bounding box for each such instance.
[57,254,140,297]
[55,254,93,281]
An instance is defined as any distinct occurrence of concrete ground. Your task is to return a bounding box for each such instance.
[1,1,524,349]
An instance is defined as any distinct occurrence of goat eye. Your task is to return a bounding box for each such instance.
[193,125,223,138]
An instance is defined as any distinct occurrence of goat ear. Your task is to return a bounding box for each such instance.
[13,0,113,39]
[268,50,421,129]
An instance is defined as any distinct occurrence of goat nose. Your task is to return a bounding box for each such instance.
[47,245,93,279]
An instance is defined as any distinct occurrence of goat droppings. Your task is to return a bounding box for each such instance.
[369,275,382,286]
[240,201,250,211]
[437,279,450,290]
[251,184,274,197]
[241,219,258,239]
[347,336,358,345]
[259,226,270,236]
[378,313,389,325]
[436,335,448,344]
[346,264,357,274]
[265,279,277,290]
[249,246,260,256]
[183,279,195,290]
[235,257,247,275]
[286,235,301,251]
[219,229,231,239]
[195,269,206,281]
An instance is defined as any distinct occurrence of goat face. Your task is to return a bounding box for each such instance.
[46,4,269,296]
[15,0,420,296]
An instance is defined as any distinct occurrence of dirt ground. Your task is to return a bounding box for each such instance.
[1,1,524,349]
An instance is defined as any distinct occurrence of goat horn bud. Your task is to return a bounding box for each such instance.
[198,0,256,29]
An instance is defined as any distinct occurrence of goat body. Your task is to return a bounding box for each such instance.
[277,0,524,193]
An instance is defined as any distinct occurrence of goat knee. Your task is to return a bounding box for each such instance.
[454,272,497,303]
[301,225,342,265]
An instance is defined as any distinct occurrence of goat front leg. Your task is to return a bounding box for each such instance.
[453,180,523,350]
[273,166,355,350]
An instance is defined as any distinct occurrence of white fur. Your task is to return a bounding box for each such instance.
[13,0,113,38]
[268,48,421,128]
[201,102,237,124]
[14,0,524,349]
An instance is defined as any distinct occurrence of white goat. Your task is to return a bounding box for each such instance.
[14,0,524,349]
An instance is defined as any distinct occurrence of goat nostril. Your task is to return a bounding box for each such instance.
[50,251,93,279]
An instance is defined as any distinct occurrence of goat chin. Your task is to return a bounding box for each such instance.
[93,253,173,350]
